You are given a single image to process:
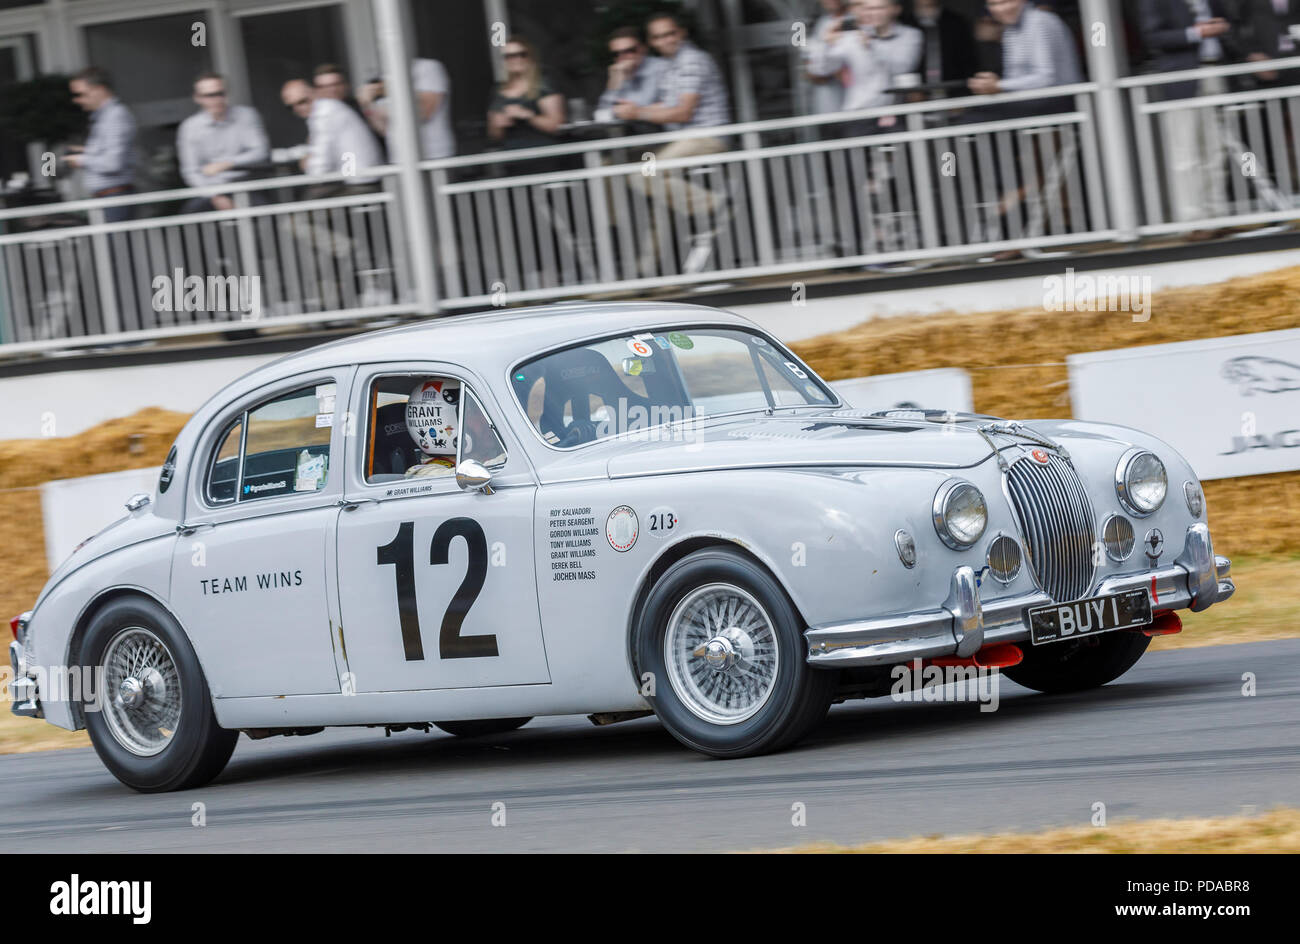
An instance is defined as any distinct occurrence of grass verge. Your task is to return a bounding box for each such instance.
[770,807,1300,853]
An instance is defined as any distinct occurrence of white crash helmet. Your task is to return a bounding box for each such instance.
[405,378,460,456]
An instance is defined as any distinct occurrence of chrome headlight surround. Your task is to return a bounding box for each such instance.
[1115,448,1167,517]
[932,479,988,550]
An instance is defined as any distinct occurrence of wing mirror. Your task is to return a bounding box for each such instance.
[455,459,495,495]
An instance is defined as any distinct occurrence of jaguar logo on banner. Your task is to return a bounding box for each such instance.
[1067,328,1300,481]
[1220,356,1300,396]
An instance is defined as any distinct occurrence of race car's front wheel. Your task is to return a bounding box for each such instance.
[81,596,237,792]
[634,548,834,758]
[433,717,531,737]
[1004,629,1151,694]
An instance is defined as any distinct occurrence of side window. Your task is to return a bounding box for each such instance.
[462,390,507,469]
[365,374,460,483]
[204,383,334,505]
[363,373,507,483]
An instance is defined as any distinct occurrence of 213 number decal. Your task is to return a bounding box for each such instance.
[376,518,498,661]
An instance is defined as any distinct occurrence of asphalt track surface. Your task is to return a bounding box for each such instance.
[3,638,1297,852]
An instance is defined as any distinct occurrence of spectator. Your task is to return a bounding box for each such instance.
[902,0,978,91]
[626,14,732,274]
[808,0,923,128]
[357,58,455,159]
[280,78,383,196]
[313,63,387,156]
[967,0,1082,113]
[594,26,669,123]
[313,63,359,106]
[965,1,1083,260]
[1246,0,1300,85]
[176,72,270,213]
[64,67,136,223]
[486,36,566,151]
[1137,0,1239,229]
[621,12,731,143]
[805,0,851,114]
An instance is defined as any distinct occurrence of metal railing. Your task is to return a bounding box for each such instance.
[1122,55,1300,233]
[424,83,1110,307]
[0,168,413,353]
[3,60,1299,357]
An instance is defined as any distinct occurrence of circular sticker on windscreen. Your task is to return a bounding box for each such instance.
[627,338,654,358]
[606,505,639,552]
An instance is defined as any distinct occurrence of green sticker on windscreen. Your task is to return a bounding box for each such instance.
[667,331,694,350]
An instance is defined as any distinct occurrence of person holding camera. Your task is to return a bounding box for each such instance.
[357,58,455,160]
[807,0,922,128]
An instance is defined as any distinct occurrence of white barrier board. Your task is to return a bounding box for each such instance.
[40,467,161,572]
[1068,328,1300,480]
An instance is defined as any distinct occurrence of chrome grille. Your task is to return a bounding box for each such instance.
[1005,453,1096,602]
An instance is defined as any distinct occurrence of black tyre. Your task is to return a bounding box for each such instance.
[433,717,532,737]
[81,596,237,792]
[1004,630,1151,694]
[633,548,835,758]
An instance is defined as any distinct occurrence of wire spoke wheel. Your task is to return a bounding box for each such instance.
[664,583,779,725]
[101,626,183,757]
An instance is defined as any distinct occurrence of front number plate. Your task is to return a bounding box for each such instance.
[1027,589,1152,645]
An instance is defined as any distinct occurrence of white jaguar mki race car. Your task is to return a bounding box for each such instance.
[9,302,1235,790]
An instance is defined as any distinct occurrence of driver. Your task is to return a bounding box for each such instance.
[404,378,460,477]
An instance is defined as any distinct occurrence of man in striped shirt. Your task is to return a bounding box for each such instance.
[967,0,1082,114]
[624,13,731,133]
[627,13,734,271]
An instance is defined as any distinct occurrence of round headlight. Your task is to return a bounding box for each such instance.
[1116,449,1167,516]
[933,480,987,549]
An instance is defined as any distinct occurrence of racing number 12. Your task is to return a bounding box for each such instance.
[376,518,498,662]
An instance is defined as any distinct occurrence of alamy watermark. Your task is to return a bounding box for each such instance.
[151,268,262,321]
[1042,267,1152,323]
[890,658,1001,712]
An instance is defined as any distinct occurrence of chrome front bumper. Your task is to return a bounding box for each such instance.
[807,522,1234,669]
[9,636,41,719]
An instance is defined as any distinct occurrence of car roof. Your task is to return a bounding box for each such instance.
[250,301,759,383]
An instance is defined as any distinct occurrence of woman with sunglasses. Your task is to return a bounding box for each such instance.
[486,36,567,156]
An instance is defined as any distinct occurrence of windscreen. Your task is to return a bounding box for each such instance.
[511,327,835,448]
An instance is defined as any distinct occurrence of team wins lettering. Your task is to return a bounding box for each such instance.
[199,571,304,595]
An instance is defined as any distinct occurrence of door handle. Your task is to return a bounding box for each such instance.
[337,498,377,512]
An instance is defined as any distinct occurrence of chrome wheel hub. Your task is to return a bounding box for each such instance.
[665,584,779,725]
[102,628,182,757]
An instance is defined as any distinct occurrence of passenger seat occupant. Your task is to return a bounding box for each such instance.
[404,378,460,477]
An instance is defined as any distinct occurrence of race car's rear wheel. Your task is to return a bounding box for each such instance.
[1004,630,1151,694]
[634,548,834,758]
[433,717,531,737]
[81,596,237,792]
